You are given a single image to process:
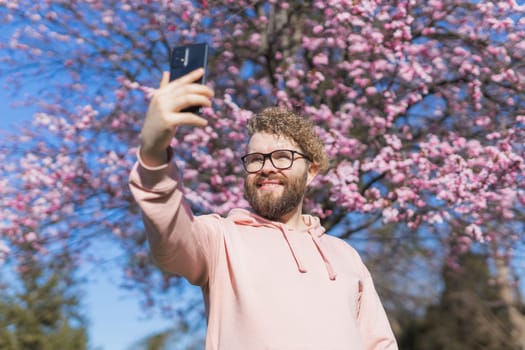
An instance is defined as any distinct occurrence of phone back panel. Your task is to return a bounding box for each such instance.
[169,43,208,84]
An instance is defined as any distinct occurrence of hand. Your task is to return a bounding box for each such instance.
[140,68,214,166]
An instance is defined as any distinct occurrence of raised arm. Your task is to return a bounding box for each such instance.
[129,69,215,285]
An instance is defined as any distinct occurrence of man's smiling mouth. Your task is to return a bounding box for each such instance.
[257,178,284,189]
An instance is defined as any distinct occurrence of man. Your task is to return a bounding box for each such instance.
[129,68,398,349]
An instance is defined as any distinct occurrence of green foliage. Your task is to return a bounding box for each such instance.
[399,252,521,350]
[127,321,205,350]
[131,331,170,350]
[0,253,88,350]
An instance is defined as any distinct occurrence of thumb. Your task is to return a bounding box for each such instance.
[159,71,170,88]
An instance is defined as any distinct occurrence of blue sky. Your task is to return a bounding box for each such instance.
[81,257,175,350]
[0,82,175,350]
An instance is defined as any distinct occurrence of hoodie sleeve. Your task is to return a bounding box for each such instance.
[356,264,398,350]
[128,149,215,286]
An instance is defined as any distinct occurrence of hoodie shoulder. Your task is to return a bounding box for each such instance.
[323,234,368,269]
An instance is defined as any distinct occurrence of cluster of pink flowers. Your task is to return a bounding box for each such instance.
[0,0,524,314]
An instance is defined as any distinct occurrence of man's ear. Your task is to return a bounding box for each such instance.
[306,163,319,185]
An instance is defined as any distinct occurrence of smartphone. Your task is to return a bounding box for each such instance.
[169,43,209,113]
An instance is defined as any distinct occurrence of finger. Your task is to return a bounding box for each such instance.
[173,94,213,113]
[169,82,214,98]
[157,83,214,108]
[184,83,214,98]
[170,68,205,86]
[173,112,209,128]
[154,84,213,112]
[159,71,170,88]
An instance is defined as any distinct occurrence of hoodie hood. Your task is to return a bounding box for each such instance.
[227,208,337,280]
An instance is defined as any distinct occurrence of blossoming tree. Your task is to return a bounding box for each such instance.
[1,0,524,340]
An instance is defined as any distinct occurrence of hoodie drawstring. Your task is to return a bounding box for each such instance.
[231,209,337,281]
[279,227,308,273]
[308,230,337,280]
[277,225,337,281]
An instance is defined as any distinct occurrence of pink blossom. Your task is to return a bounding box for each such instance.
[313,53,328,65]
[382,207,399,223]
[365,86,377,95]
[466,224,484,242]
[313,25,323,34]
[286,78,300,89]
[249,33,261,46]
[24,232,38,242]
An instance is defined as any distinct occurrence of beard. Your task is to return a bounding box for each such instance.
[244,170,308,221]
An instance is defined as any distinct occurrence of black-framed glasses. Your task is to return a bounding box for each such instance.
[241,149,311,173]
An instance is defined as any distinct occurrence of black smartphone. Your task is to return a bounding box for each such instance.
[169,43,209,113]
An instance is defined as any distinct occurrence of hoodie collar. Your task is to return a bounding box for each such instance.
[227,208,337,281]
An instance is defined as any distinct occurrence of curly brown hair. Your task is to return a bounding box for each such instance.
[247,107,329,172]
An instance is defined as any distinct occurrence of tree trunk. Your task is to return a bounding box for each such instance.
[495,256,525,349]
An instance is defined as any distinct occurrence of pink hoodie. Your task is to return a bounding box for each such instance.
[129,155,398,350]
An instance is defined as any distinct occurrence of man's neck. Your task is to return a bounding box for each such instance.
[277,205,307,230]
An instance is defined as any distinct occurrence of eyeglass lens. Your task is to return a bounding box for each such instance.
[243,150,296,173]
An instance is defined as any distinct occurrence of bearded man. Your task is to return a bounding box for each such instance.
[129,68,398,350]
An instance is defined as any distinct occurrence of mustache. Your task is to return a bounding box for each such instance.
[254,173,287,184]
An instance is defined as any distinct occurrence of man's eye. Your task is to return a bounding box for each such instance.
[248,156,264,163]
[273,152,292,160]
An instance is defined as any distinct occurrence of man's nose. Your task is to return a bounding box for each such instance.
[260,157,277,172]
